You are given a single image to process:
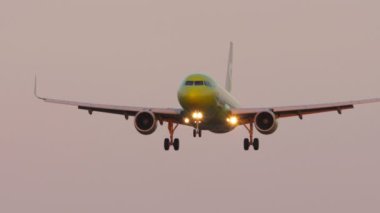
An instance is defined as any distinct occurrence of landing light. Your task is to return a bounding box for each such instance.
[192,111,203,120]
[184,118,190,124]
[227,116,238,125]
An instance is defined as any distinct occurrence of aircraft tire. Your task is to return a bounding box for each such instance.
[164,138,170,151]
[253,138,259,151]
[243,138,250,150]
[193,129,197,137]
[198,130,202,138]
[173,138,180,151]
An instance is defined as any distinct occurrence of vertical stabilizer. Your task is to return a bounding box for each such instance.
[225,42,233,93]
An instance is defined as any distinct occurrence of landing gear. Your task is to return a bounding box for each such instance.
[164,121,180,151]
[243,123,260,151]
[164,137,180,151]
[242,138,259,151]
[243,138,250,150]
[164,138,170,151]
[193,129,202,138]
[253,138,259,151]
[173,138,180,151]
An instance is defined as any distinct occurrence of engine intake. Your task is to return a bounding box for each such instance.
[134,111,157,135]
[254,111,278,135]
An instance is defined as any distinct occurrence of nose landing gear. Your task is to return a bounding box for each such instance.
[193,129,202,138]
[243,122,260,151]
[193,121,202,138]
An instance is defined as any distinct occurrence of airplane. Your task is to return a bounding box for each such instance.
[35,42,380,151]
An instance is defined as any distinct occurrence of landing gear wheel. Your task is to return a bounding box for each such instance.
[198,130,202,138]
[243,138,250,151]
[193,129,197,138]
[253,138,259,151]
[243,123,261,151]
[173,138,180,151]
[164,138,170,151]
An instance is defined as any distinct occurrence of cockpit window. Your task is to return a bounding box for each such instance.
[204,81,213,87]
[194,81,204,86]
[185,80,210,86]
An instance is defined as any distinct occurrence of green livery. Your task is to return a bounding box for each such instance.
[178,74,239,133]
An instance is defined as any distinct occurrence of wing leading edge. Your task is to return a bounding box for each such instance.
[231,98,380,121]
[34,76,183,121]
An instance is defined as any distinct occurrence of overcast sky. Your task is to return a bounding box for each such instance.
[1,0,380,212]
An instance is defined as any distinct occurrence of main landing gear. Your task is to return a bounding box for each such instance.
[164,121,180,151]
[243,123,259,151]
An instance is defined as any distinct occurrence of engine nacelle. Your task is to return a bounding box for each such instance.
[254,110,278,135]
[134,111,157,135]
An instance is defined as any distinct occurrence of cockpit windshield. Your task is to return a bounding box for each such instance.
[204,81,213,87]
[194,81,204,86]
[185,80,213,87]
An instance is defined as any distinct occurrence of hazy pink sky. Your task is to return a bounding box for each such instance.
[1,0,380,212]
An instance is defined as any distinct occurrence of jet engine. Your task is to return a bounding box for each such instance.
[134,111,157,135]
[254,110,278,135]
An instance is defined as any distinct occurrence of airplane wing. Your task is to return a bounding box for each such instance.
[231,98,380,122]
[34,77,183,122]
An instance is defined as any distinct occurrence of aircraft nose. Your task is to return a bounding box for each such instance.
[178,87,216,110]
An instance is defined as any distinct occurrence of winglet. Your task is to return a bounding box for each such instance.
[225,41,233,93]
[34,75,44,100]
